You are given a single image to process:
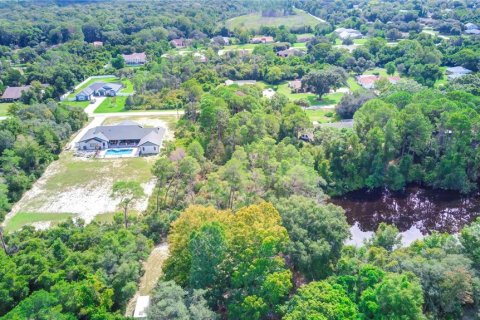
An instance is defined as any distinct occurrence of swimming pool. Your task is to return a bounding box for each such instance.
[105,148,134,156]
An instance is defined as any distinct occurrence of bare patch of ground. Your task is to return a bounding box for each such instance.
[125,243,170,316]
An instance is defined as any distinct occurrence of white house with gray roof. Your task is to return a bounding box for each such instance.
[76,82,123,101]
[77,121,165,155]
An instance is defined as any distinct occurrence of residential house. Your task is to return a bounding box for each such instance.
[250,36,274,44]
[170,38,191,48]
[0,84,48,102]
[277,48,305,58]
[288,79,308,93]
[334,28,363,40]
[92,41,103,48]
[356,75,400,89]
[193,52,208,63]
[77,121,165,155]
[122,52,147,65]
[75,82,123,101]
[225,79,257,86]
[465,23,479,30]
[465,29,480,35]
[297,35,313,43]
[262,88,276,99]
[446,66,472,80]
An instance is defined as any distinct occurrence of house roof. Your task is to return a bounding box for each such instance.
[139,128,166,146]
[76,82,122,97]
[1,84,49,100]
[277,48,305,57]
[122,52,146,61]
[356,75,400,88]
[465,22,478,30]
[79,122,165,146]
[446,66,472,75]
[465,29,480,34]
[1,86,32,100]
[251,36,274,42]
[225,80,257,86]
[288,79,302,90]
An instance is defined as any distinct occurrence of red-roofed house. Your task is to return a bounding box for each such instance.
[122,52,147,65]
[356,75,400,89]
[170,39,191,48]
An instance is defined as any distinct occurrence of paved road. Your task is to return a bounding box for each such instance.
[307,12,327,23]
[84,97,106,116]
[92,110,184,118]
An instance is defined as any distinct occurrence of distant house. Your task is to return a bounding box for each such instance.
[288,79,308,93]
[277,48,305,58]
[334,28,363,40]
[75,82,123,101]
[193,52,208,63]
[250,36,274,44]
[356,75,400,89]
[297,35,314,43]
[225,79,257,86]
[0,84,48,102]
[170,38,191,48]
[465,23,479,30]
[446,66,472,80]
[133,296,150,319]
[122,52,147,65]
[211,36,231,45]
[92,41,103,48]
[77,121,165,155]
[262,88,276,99]
[465,29,480,35]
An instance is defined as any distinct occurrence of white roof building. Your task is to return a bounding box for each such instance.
[133,295,150,319]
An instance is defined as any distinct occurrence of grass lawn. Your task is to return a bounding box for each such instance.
[0,103,12,116]
[435,66,448,88]
[6,212,74,233]
[225,9,321,31]
[94,96,128,113]
[353,38,368,45]
[226,43,259,50]
[305,108,340,123]
[292,42,307,48]
[347,77,362,91]
[364,67,391,77]
[276,82,344,106]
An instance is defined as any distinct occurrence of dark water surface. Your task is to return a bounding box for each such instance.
[330,186,480,246]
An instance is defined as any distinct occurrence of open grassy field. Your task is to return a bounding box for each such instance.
[276,82,345,106]
[94,96,128,113]
[0,103,12,116]
[5,212,74,233]
[306,107,339,123]
[226,9,321,30]
[347,77,362,91]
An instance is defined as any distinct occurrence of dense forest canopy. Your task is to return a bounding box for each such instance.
[0,0,479,319]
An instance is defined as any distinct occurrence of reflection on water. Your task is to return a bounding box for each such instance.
[331,186,480,245]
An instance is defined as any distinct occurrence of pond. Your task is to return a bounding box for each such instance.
[330,186,480,246]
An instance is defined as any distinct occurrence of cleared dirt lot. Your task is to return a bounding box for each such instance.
[4,114,177,231]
